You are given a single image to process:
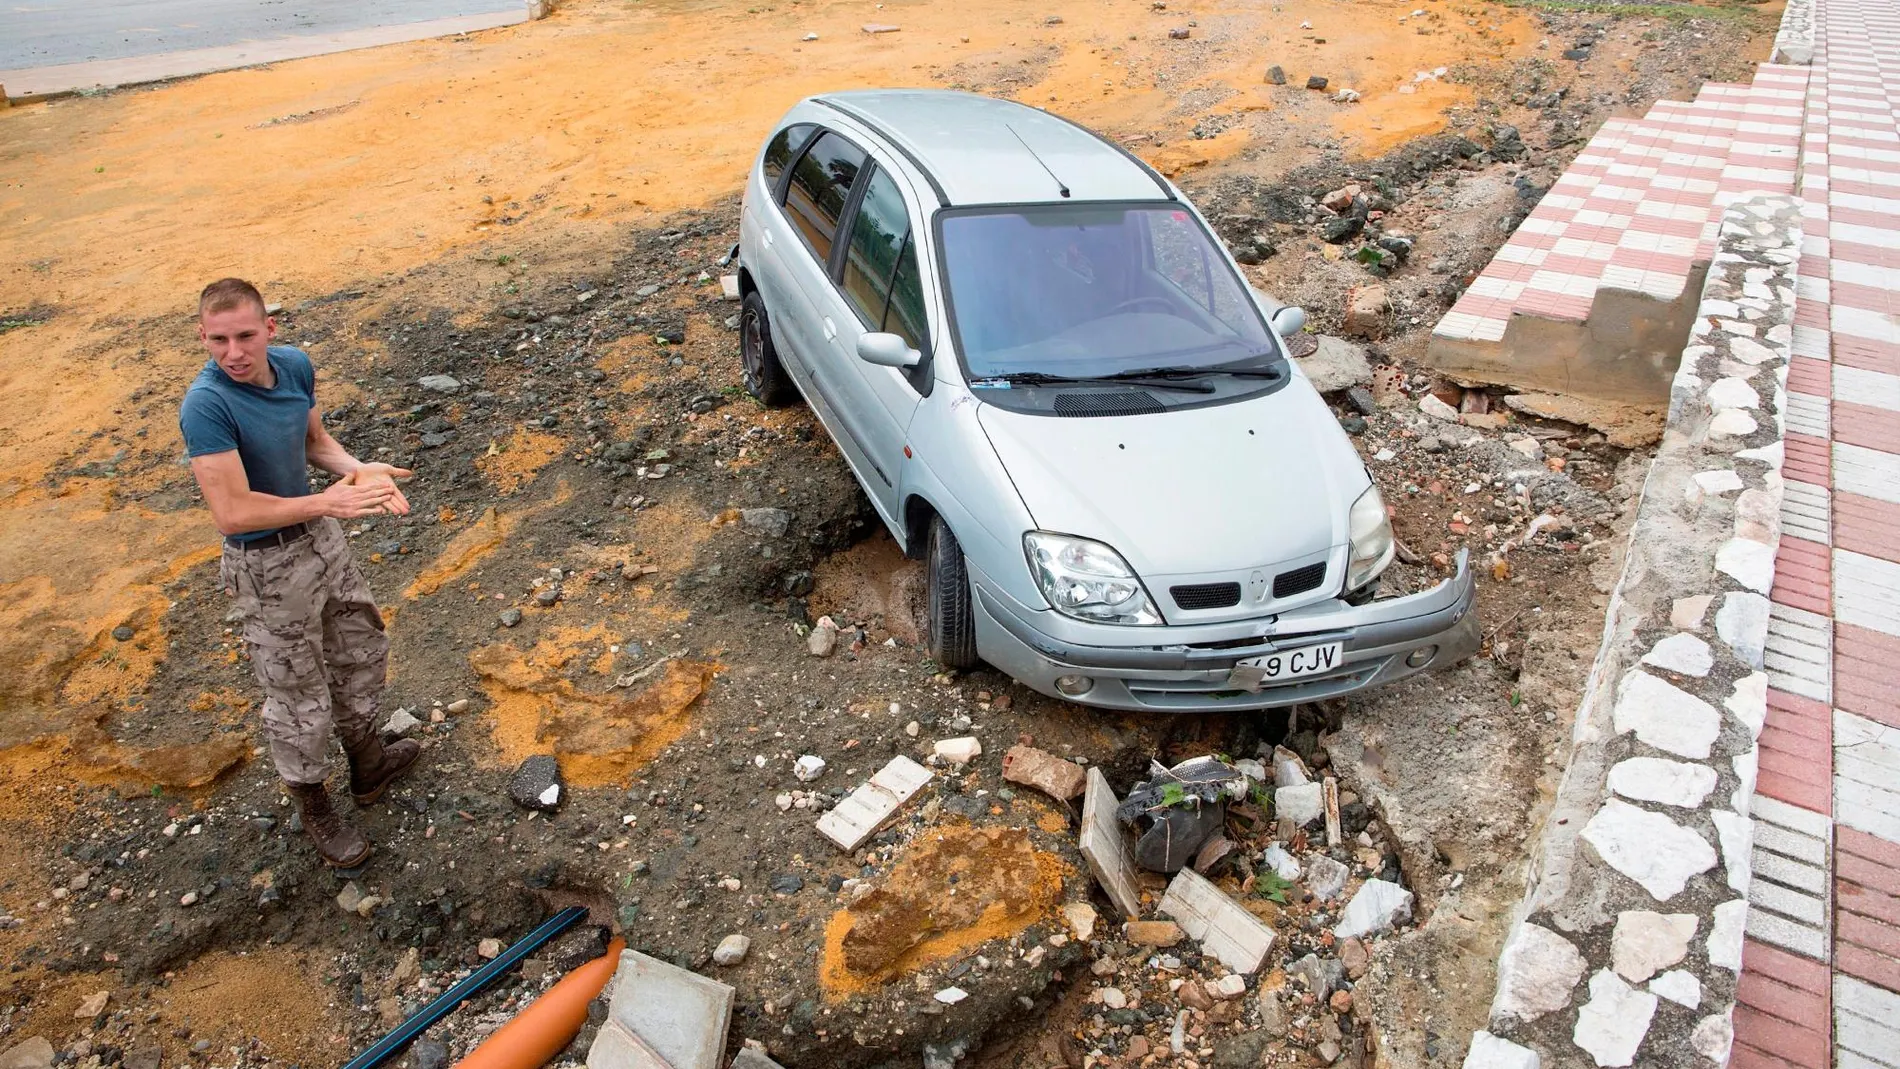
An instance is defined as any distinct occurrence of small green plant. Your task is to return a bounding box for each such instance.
[1254,870,1295,904]
[1510,690,1523,707]
[1156,781,1196,810]
[496,254,515,266]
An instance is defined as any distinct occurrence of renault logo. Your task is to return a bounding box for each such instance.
[1248,570,1268,603]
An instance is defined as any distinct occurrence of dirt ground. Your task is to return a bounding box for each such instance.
[0,0,1781,1066]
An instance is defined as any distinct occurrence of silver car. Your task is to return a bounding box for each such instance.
[734,89,1479,711]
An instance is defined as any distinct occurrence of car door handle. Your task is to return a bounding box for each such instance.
[822,317,837,341]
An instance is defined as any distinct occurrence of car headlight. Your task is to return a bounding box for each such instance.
[1347,484,1396,593]
[1023,532,1163,626]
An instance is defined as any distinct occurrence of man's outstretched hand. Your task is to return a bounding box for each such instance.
[345,463,415,516]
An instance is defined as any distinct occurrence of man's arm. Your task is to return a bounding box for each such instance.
[190,450,396,536]
[305,408,414,514]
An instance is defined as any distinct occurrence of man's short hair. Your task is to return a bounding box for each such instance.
[198,278,267,320]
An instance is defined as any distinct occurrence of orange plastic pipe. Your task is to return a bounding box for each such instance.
[453,937,625,1069]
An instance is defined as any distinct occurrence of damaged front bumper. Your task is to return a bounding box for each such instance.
[971,551,1481,712]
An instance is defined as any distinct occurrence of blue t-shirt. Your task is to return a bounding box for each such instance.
[179,345,317,543]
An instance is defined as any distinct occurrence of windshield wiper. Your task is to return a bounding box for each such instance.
[1107,362,1287,380]
[978,371,1216,393]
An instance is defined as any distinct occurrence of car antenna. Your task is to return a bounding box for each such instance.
[1007,124,1071,198]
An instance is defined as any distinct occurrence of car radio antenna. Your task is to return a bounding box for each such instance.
[1007,124,1071,198]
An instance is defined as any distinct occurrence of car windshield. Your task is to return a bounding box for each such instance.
[939,203,1278,380]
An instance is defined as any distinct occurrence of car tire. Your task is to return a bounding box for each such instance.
[740,290,797,406]
[927,516,979,670]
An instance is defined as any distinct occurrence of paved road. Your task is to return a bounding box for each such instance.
[0,0,521,70]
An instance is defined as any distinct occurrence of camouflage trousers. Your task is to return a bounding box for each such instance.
[221,516,389,786]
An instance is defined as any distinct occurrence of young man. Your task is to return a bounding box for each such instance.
[180,277,420,867]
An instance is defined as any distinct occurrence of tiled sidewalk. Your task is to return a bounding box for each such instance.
[1734,0,1900,1064]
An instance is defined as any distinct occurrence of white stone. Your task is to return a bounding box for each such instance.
[1272,746,1311,787]
[1712,810,1753,893]
[381,707,421,737]
[1062,902,1098,941]
[1707,377,1760,410]
[1715,593,1770,669]
[1298,336,1375,393]
[1099,986,1127,1009]
[1305,854,1349,901]
[1211,974,1248,999]
[1731,747,1759,814]
[538,783,561,807]
[1691,469,1744,496]
[1649,970,1701,1009]
[1491,922,1587,1023]
[1581,799,1717,901]
[1462,1031,1542,1069]
[1641,633,1714,677]
[1612,670,1723,760]
[934,987,968,1005]
[1262,844,1302,882]
[1606,758,1718,808]
[1708,408,1759,437]
[1725,672,1768,739]
[1275,782,1325,826]
[1691,1011,1733,1062]
[1707,899,1747,970]
[1610,911,1697,982]
[934,737,981,764]
[1572,970,1658,1068]
[792,755,827,782]
[1716,538,1774,593]
[712,934,751,966]
[1670,595,1714,631]
[1421,394,1460,421]
[1333,878,1414,938]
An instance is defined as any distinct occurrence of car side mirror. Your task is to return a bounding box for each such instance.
[1250,287,1306,338]
[857,332,921,369]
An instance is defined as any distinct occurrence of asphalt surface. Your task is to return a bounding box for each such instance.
[0,0,522,70]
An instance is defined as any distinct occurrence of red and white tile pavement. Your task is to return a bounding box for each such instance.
[1732,1,1900,1064]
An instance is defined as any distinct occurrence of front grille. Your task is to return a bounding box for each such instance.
[1052,391,1165,417]
[1273,562,1327,598]
[1171,582,1242,610]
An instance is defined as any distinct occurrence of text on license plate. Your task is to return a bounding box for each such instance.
[1239,642,1343,681]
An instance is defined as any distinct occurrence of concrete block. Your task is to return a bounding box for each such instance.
[815,755,931,851]
[1158,867,1276,974]
[730,1048,787,1069]
[588,949,734,1069]
[1079,767,1143,918]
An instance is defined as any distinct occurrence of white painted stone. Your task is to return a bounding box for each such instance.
[1491,922,1588,1023]
[1708,899,1747,970]
[815,755,932,852]
[934,986,968,1005]
[1691,1011,1733,1063]
[1708,376,1761,411]
[1671,595,1714,631]
[1735,439,1783,468]
[1732,746,1759,814]
[1079,768,1143,918]
[1708,408,1759,437]
[1691,469,1745,496]
[1713,810,1753,893]
[1725,672,1768,739]
[1641,633,1714,677]
[1606,757,1718,808]
[1649,970,1702,1009]
[1275,782,1325,826]
[1333,879,1415,939]
[1572,970,1658,1068]
[1716,539,1775,593]
[1462,1031,1542,1069]
[1612,670,1723,760]
[1610,911,1698,982]
[1729,336,1780,365]
[1581,799,1717,901]
[1716,593,1771,669]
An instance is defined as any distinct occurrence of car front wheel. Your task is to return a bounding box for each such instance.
[927,516,979,670]
[740,290,797,406]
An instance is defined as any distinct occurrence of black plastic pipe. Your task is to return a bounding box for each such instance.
[340,905,591,1069]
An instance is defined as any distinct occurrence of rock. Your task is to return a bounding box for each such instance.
[1099,985,1128,1009]
[478,938,503,959]
[934,986,968,1004]
[1580,799,1717,901]
[122,1046,160,1069]
[793,755,827,782]
[1420,394,1460,422]
[1168,27,1190,39]
[1211,974,1248,1000]
[806,624,838,658]
[1320,215,1364,244]
[1462,1032,1540,1069]
[1305,853,1349,901]
[1691,1013,1733,1062]
[1321,185,1360,212]
[1178,980,1213,1010]
[508,754,564,812]
[0,1039,55,1069]
[1610,911,1697,982]
[535,586,562,607]
[1649,969,1701,1009]
[1062,902,1097,940]
[1262,844,1302,881]
[1339,937,1369,978]
[1333,88,1361,103]
[381,708,421,737]
[1275,782,1324,826]
[499,608,523,628]
[713,934,751,965]
[1126,920,1184,947]
[1306,75,1329,90]
[769,873,804,894]
[1258,992,1288,1033]
[1289,953,1344,999]
[1572,970,1658,1067]
[1213,1033,1271,1068]
[1671,594,1715,631]
[934,737,982,764]
[1345,386,1377,416]
[417,375,462,393]
[1296,336,1374,393]
[73,990,108,1018]
[1642,633,1714,677]
[741,508,792,538]
[1606,757,1717,809]
[1001,744,1086,801]
[410,1039,449,1069]
[1342,284,1390,339]
[1493,922,1587,1023]
[1612,669,1721,760]
[1715,592,1770,668]
[111,625,135,641]
[1265,65,1287,84]
[336,881,365,914]
[1334,879,1414,938]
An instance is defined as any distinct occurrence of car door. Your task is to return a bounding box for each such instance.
[822,162,929,523]
[749,121,817,391]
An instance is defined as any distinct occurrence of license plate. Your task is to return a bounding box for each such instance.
[1226,642,1344,691]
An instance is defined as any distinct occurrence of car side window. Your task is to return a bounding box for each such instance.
[884,237,927,355]
[762,123,815,195]
[840,168,911,329]
[783,132,866,266]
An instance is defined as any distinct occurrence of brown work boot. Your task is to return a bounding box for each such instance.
[347,735,422,806]
[286,782,372,868]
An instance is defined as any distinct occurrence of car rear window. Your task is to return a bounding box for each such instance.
[783,132,865,265]
[762,123,814,191]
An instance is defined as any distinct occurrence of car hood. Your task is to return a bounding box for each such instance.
[976,379,1368,591]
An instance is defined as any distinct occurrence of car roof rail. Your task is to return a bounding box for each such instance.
[812,96,951,208]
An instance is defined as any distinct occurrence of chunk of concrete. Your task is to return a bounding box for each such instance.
[1333,878,1414,938]
[1272,746,1311,787]
[1080,768,1143,918]
[1296,336,1375,393]
[1158,867,1276,974]
[815,755,931,852]
[1002,744,1086,801]
[1461,1031,1541,1069]
[588,949,734,1069]
[1491,922,1586,1023]
[1275,782,1325,826]
[934,737,982,764]
[0,1038,55,1069]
